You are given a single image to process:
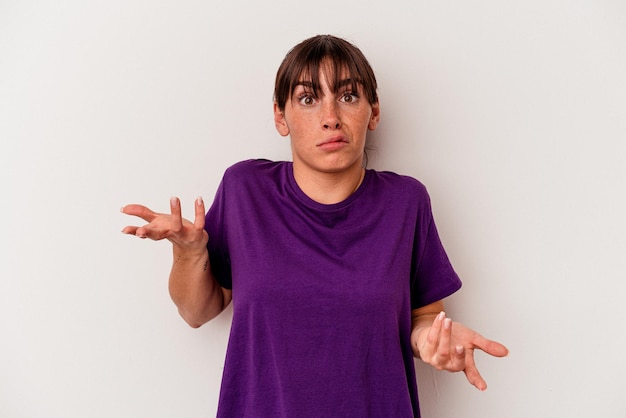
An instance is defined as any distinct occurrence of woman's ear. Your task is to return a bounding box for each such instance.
[368,102,381,131]
[274,102,290,137]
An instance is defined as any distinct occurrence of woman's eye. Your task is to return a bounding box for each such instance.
[341,92,358,103]
[299,95,315,105]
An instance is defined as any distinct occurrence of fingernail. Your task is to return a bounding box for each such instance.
[455,345,464,355]
[196,196,203,205]
[438,311,445,320]
[170,196,178,207]
[444,318,452,329]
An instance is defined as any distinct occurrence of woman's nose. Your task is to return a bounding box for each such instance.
[322,101,341,129]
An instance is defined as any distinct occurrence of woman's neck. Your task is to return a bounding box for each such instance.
[292,163,365,205]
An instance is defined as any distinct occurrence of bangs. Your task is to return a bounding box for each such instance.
[294,50,362,99]
[274,35,378,110]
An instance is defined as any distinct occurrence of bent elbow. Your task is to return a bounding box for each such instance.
[178,308,210,329]
[186,320,204,329]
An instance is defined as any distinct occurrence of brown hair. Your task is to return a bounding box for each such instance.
[274,35,378,111]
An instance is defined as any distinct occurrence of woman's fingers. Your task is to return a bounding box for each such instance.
[435,316,452,366]
[121,204,159,238]
[169,196,183,234]
[472,333,510,358]
[121,201,172,240]
[449,343,466,372]
[463,349,487,391]
[122,197,207,246]
[120,225,140,235]
[422,312,444,359]
[121,204,158,223]
[423,312,455,370]
[416,315,506,390]
[421,312,468,372]
[194,197,206,229]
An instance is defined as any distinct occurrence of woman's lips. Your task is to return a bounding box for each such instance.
[317,136,348,151]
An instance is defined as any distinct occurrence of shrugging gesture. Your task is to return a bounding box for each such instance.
[121,197,231,327]
[121,196,208,252]
[412,303,509,391]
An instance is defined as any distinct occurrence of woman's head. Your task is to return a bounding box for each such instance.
[274,35,378,112]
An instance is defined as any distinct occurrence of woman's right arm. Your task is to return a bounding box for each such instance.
[121,196,232,328]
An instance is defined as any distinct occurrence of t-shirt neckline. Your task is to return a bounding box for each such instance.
[286,162,372,212]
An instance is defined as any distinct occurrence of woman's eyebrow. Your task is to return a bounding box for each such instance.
[294,79,358,90]
[294,81,314,88]
[336,78,358,88]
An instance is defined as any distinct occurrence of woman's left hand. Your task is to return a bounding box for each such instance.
[412,311,509,391]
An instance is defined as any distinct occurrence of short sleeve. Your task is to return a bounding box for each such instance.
[410,192,462,309]
[204,177,232,289]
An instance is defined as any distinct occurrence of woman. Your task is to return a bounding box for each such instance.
[122,34,508,417]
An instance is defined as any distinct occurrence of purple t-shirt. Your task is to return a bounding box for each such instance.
[205,159,461,418]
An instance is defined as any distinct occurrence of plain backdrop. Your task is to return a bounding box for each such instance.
[1,1,625,417]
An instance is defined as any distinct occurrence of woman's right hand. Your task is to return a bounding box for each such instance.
[121,196,208,253]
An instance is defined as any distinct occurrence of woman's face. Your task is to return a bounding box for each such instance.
[274,63,380,176]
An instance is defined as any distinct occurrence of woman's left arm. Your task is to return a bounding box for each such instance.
[411,301,509,391]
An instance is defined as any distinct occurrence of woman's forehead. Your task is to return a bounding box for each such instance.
[297,59,350,81]
[295,60,359,92]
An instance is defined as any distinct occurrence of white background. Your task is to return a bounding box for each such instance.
[1,1,625,417]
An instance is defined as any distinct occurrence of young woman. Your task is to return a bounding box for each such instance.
[122,34,508,418]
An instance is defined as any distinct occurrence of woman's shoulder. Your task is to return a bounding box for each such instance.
[368,169,429,198]
[224,159,286,178]
[221,159,289,190]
